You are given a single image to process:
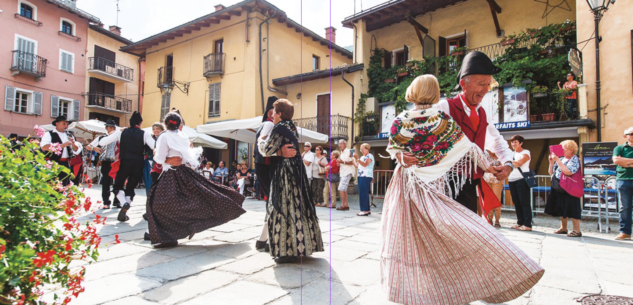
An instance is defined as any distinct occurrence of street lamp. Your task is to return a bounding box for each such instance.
[159,83,172,96]
[586,0,614,142]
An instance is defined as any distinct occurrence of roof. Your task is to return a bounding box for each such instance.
[121,0,352,59]
[341,0,469,32]
[43,0,102,25]
[272,63,364,86]
[89,25,134,46]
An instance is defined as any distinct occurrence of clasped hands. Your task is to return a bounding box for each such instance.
[396,152,512,181]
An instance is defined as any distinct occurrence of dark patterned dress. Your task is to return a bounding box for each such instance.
[258,121,324,257]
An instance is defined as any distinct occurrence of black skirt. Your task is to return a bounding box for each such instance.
[147,166,246,244]
[545,189,582,220]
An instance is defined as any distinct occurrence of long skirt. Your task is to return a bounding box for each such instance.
[311,177,325,203]
[147,166,246,244]
[381,168,544,305]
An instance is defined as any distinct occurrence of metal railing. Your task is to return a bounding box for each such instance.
[293,114,351,140]
[370,170,394,205]
[86,92,133,113]
[203,53,225,77]
[10,50,47,79]
[88,57,134,81]
[157,66,174,87]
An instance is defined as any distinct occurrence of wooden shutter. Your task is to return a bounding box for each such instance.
[439,36,447,57]
[214,83,221,116]
[160,95,170,121]
[51,95,59,117]
[383,51,392,69]
[94,45,115,62]
[63,52,74,72]
[404,45,409,62]
[5,85,15,111]
[462,30,468,48]
[72,100,80,120]
[209,83,221,117]
[33,92,42,115]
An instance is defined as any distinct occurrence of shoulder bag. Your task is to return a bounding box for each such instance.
[514,153,536,188]
[560,156,584,198]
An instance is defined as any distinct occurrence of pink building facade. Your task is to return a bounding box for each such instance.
[0,0,100,136]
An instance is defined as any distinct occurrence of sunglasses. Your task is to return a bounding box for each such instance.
[626,133,633,136]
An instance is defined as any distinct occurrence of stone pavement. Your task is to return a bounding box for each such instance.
[48,187,633,305]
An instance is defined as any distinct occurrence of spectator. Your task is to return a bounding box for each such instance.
[324,151,341,208]
[230,160,239,175]
[202,161,214,180]
[236,161,251,195]
[354,143,375,216]
[213,161,229,183]
[545,140,582,237]
[508,135,532,231]
[484,151,503,227]
[312,146,328,207]
[302,142,315,187]
[613,127,633,240]
[337,139,354,211]
[557,73,578,120]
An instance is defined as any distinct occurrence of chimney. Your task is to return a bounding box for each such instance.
[109,25,122,36]
[215,4,225,11]
[325,27,336,44]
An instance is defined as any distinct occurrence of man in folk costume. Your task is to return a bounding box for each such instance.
[41,116,83,186]
[99,111,155,221]
[401,51,513,214]
[86,120,119,209]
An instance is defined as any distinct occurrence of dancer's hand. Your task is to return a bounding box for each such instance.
[278,144,297,158]
[492,165,512,181]
[165,156,182,166]
[397,152,418,168]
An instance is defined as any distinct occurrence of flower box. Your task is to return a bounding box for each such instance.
[542,113,555,121]
[533,92,548,98]
[560,26,572,32]
[450,51,464,56]
[384,79,394,83]
[538,49,549,55]
[530,114,539,122]
[501,39,516,46]
[397,72,409,77]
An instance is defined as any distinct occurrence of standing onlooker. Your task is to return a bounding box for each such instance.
[508,135,532,231]
[545,140,582,237]
[311,146,328,207]
[337,140,354,211]
[484,151,503,227]
[354,143,375,216]
[558,73,578,120]
[613,127,633,240]
[302,142,315,187]
[324,151,341,208]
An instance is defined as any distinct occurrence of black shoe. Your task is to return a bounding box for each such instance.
[274,256,298,264]
[113,202,122,208]
[153,241,178,249]
[265,244,270,252]
[117,203,130,222]
[255,240,268,250]
[144,232,151,241]
[142,213,148,221]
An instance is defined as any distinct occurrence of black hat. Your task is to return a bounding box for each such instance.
[52,115,70,126]
[9,133,18,139]
[454,51,502,90]
[129,111,143,127]
[104,119,116,127]
[262,96,278,122]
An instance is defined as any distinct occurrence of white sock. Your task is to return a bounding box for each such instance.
[259,224,268,241]
[116,191,126,205]
[125,196,131,204]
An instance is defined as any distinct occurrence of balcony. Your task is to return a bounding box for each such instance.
[85,92,133,114]
[10,50,47,80]
[88,57,134,82]
[203,53,225,78]
[157,66,174,88]
[293,114,351,140]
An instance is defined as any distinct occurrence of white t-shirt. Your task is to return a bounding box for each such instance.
[508,149,531,182]
[339,148,355,177]
[302,151,315,179]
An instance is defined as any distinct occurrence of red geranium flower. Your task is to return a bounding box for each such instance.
[33,250,56,268]
[114,235,121,244]
[0,244,5,258]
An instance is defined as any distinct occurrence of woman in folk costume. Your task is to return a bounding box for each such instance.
[146,111,246,248]
[257,99,324,264]
[381,75,543,305]
[254,96,277,252]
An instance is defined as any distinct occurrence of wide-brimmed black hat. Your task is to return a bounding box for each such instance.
[454,51,502,90]
[52,115,70,126]
[129,111,143,126]
[262,96,278,122]
[104,119,116,127]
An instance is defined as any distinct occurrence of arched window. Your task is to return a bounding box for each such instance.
[62,21,73,35]
[20,3,33,19]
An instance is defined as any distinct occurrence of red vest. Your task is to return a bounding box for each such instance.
[447,95,488,179]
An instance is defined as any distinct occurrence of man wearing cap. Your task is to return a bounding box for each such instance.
[99,111,155,221]
[41,116,83,186]
[400,51,514,213]
[302,142,315,187]
[86,120,118,209]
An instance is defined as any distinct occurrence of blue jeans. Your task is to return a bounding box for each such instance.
[358,177,372,212]
[617,180,633,235]
[567,98,577,119]
[142,159,152,194]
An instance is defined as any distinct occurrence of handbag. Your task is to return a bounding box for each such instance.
[561,168,584,198]
[517,167,537,188]
[327,173,340,183]
[551,175,565,193]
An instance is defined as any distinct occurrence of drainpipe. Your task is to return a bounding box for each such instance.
[259,9,276,113]
[137,56,145,113]
[341,69,355,145]
[266,20,288,97]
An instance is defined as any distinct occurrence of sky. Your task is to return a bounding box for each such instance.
[77,0,387,47]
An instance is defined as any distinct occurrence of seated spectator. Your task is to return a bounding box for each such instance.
[202,161,214,180]
[213,161,229,183]
[236,162,251,195]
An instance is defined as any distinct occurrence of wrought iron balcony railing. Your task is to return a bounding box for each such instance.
[86,92,133,113]
[293,114,351,140]
[88,57,134,82]
[10,50,47,80]
[203,53,225,77]
[157,66,174,87]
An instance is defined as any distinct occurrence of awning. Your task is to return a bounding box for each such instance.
[143,126,227,149]
[196,116,329,144]
[500,126,581,140]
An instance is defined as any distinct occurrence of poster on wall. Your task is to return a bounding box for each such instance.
[237,141,250,165]
[502,87,528,122]
[581,142,618,212]
[480,89,500,124]
[380,104,397,134]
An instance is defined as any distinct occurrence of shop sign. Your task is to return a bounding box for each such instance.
[494,121,530,130]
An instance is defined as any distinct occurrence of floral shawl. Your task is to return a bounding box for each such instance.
[386,107,490,196]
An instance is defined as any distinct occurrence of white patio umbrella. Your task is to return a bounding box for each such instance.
[41,119,121,140]
[143,125,227,149]
[196,116,329,144]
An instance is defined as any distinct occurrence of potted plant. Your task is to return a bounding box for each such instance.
[530,114,539,122]
[450,47,466,56]
[531,85,548,98]
[501,35,517,46]
[397,67,408,77]
[384,78,394,83]
[527,28,539,38]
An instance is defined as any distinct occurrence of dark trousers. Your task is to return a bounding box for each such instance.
[450,178,480,213]
[58,160,72,186]
[151,171,160,184]
[113,158,144,199]
[509,179,533,227]
[255,163,271,202]
[142,159,152,193]
[358,177,372,212]
[100,161,113,205]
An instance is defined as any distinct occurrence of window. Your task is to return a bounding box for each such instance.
[160,94,171,122]
[214,39,224,54]
[14,91,29,113]
[20,3,33,19]
[208,83,221,117]
[447,35,466,53]
[4,85,42,115]
[61,21,73,35]
[312,55,320,71]
[51,95,78,119]
[59,99,70,118]
[59,50,74,73]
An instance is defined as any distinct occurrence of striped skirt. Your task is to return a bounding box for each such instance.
[381,168,544,305]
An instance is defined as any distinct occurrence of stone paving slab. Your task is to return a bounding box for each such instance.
[135,252,235,281]
[180,281,288,305]
[246,264,325,289]
[71,273,162,305]
[269,278,366,305]
[142,270,239,304]
[103,296,159,305]
[216,252,276,275]
[84,252,174,281]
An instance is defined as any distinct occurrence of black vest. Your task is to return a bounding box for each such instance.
[254,122,272,165]
[46,131,74,162]
[119,128,145,161]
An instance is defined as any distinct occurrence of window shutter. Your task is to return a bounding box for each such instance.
[61,52,67,71]
[51,95,59,117]
[33,92,43,115]
[404,45,409,62]
[4,85,15,111]
[208,84,213,117]
[72,100,80,120]
[439,36,447,57]
[214,83,221,116]
[68,53,74,72]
